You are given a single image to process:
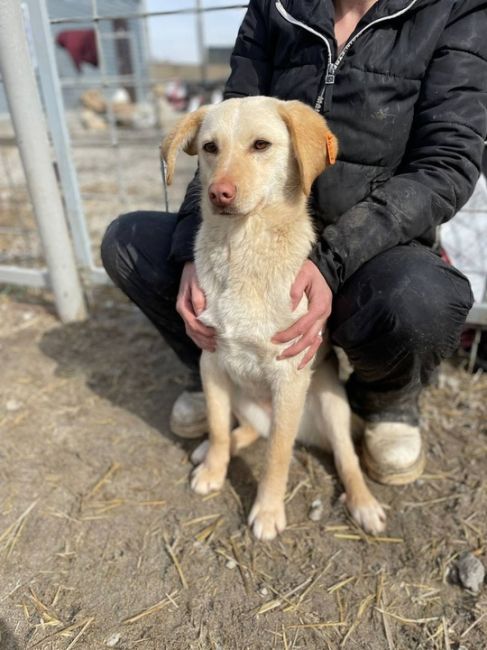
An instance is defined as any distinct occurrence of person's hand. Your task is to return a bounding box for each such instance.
[272,260,333,369]
[176,261,216,351]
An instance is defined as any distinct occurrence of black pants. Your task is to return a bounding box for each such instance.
[101,211,474,425]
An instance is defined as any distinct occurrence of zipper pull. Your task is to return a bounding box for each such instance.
[322,62,336,114]
[314,62,336,114]
[325,62,337,84]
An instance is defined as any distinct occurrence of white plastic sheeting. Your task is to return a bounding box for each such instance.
[441,174,487,304]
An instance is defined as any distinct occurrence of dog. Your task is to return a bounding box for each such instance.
[162,97,386,540]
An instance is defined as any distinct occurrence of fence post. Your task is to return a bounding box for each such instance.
[0,0,87,322]
[195,0,208,85]
[26,0,94,273]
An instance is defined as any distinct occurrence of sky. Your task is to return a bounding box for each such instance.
[145,0,247,63]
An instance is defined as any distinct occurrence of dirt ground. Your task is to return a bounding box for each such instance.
[0,286,486,650]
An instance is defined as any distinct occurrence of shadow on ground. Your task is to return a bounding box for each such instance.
[0,620,19,650]
[39,300,187,441]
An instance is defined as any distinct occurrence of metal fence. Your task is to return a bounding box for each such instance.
[0,0,485,348]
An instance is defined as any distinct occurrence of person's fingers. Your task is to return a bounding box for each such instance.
[272,303,325,343]
[176,263,216,351]
[189,330,216,352]
[178,292,215,338]
[277,331,315,360]
[181,305,216,350]
[186,324,216,350]
[190,278,206,316]
[185,310,215,339]
[175,286,188,317]
[273,277,330,343]
[277,319,325,359]
[309,281,332,321]
[298,335,322,370]
[290,270,309,311]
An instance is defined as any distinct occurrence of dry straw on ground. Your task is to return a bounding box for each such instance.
[0,288,485,649]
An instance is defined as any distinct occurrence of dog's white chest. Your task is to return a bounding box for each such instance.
[200,289,279,391]
[194,215,314,393]
[198,272,308,397]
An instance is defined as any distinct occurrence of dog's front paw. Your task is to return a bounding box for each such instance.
[248,499,286,541]
[340,492,387,535]
[191,461,226,495]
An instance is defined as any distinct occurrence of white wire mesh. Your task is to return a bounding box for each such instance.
[441,175,487,305]
[0,91,43,269]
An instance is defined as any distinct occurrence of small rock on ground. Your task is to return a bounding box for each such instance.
[455,552,485,593]
[308,498,324,522]
[105,632,121,647]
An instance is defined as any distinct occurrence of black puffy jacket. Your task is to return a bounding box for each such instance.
[170,0,487,292]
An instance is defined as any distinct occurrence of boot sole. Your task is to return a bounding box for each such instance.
[362,443,426,486]
[170,417,208,439]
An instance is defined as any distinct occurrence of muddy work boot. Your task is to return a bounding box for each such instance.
[170,390,207,439]
[362,422,425,485]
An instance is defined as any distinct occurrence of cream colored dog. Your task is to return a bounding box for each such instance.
[162,97,386,540]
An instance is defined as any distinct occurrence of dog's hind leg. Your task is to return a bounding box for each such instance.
[231,425,261,454]
[191,352,232,495]
[311,361,387,535]
[249,373,310,541]
[190,390,270,465]
[230,391,270,453]
[190,424,261,466]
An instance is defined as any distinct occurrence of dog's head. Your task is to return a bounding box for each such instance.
[161,96,337,217]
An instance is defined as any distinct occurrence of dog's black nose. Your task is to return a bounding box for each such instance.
[209,180,237,208]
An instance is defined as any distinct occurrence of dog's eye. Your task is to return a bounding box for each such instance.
[253,140,271,151]
[203,141,218,154]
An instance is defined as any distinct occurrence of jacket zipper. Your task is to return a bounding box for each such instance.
[316,62,337,113]
[275,0,420,113]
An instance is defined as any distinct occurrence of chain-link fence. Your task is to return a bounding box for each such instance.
[0,79,45,285]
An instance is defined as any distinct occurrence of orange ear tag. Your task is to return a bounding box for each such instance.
[326,132,337,165]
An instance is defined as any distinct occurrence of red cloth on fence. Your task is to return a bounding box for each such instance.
[56,30,98,71]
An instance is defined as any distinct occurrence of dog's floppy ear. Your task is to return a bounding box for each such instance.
[278,101,338,195]
[160,106,209,184]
